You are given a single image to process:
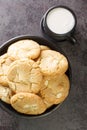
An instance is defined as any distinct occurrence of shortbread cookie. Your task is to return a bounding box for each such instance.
[39,50,68,76]
[0,84,13,104]
[7,40,41,60]
[11,92,46,115]
[7,59,43,93]
[40,74,70,107]
[0,53,15,86]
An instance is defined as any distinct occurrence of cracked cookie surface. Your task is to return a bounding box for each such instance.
[7,59,43,93]
[0,84,13,104]
[0,53,15,86]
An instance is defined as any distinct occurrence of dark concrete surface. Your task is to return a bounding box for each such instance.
[0,0,87,130]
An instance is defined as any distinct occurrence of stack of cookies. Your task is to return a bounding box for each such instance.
[0,40,70,115]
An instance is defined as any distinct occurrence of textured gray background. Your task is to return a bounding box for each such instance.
[0,0,87,130]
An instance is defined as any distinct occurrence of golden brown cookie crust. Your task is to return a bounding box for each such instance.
[0,53,15,86]
[7,40,41,60]
[11,92,46,115]
[39,50,68,76]
[40,74,70,107]
[0,84,13,104]
[40,45,50,51]
[7,59,43,93]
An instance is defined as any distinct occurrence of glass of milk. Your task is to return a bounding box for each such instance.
[41,6,77,43]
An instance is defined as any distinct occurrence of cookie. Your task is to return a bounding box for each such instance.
[10,92,46,115]
[34,45,50,63]
[7,59,43,93]
[39,50,68,76]
[40,45,50,51]
[0,84,13,104]
[39,75,61,107]
[7,40,41,60]
[0,53,15,86]
[54,74,70,104]
[40,74,70,107]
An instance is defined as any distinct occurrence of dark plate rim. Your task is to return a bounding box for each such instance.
[0,35,72,119]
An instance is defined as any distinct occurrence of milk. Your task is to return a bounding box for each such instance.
[46,7,75,34]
